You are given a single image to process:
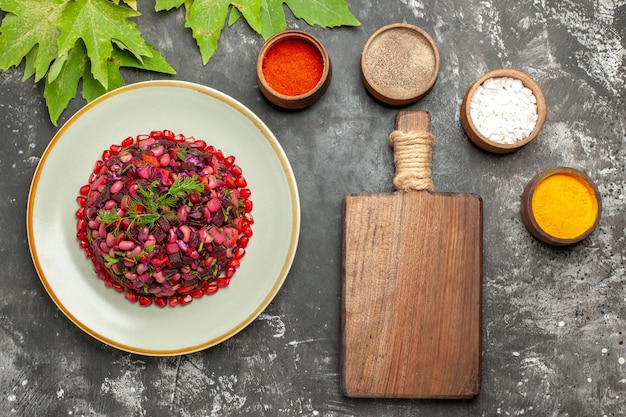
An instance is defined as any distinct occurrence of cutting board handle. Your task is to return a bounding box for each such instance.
[389,110,434,191]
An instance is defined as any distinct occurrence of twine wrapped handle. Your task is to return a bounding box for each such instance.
[388,110,434,191]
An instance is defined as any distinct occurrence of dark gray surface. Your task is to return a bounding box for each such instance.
[1,1,625,416]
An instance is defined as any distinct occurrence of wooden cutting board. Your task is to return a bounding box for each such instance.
[341,110,482,399]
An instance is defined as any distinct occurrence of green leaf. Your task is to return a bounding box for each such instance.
[113,0,137,10]
[55,0,152,89]
[43,40,90,126]
[181,0,261,65]
[170,0,359,64]
[258,0,360,40]
[44,40,175,125]
[232,0,262,33]
[113,43,176,74]
[227,6,242,26]
[185,0,231,65]
[0,0,66,82]
[155,0,186,11]
[22,45,38,80]
[285,0,360,28]
[258,0,286,39]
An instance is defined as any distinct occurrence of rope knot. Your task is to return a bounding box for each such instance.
[388,129,435,191]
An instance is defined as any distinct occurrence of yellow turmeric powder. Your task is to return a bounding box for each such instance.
[531,172,599,240]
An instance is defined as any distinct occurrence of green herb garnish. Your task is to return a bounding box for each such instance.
[97,175,205,234]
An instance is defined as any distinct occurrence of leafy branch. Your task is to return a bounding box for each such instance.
[0,0,360,125]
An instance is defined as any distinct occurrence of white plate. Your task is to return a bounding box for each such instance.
[27,80,300,356]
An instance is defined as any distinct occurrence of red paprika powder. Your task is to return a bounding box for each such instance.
[261,38,324,96]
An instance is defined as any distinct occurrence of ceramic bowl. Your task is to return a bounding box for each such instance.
[256,30,332,110]
[520,167,601,246]
[360,23,440,106]
[461,68,547,154]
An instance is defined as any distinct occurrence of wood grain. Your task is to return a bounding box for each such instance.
[341,111,482,399]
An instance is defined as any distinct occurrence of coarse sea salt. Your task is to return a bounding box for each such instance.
[469,76,538,144]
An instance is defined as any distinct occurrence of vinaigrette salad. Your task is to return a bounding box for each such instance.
[75,130,253,307]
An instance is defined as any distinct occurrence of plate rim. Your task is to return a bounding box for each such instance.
[26,80,301,356]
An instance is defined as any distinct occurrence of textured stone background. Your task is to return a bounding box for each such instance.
[0,1,624,416]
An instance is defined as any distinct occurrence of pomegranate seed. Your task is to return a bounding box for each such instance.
[88,172,97,184]
[241,223,253,237]
[234,247,246,260]
[75,207,84,219]
[76,218,85,232]
[214,149,224,161]
[228,259,240,268]
[224,155,235,167]
[179,295,193,305]
[178,285,194,294]
[240,188,252,199]
[244,213,254,225]
[102,149,112,161]
[243,200,253,213]
[112,282,124,292]
[125,291,139,303]
[79,184,90,196]
[149,130,163,138]
[168,297,179,307]
[137,134,150,141]
[230,164,242,176]
[239,236,249,248]
[162,130,175,140]
[104,279,114,288]
[173,134,186,142]
[224,176,235,189]
[154,297,167,308]
[121,136,134,147]
[224,267,236,279]
[235,176,247,187]
[76,196,87,207]
[138,296,153,306]
[205,283,219,295]
[205,145,215,154]
[193,139,207,149]
[93,160,103,173]
[217,277,230,287]
[191,288,204,298]
[79,240,89,249]
[109,144,122,155]
[76,231,86,241]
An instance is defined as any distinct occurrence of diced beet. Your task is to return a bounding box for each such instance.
[153,228,167,244]
[212,210,225,227]
[111,192,124,203]
[211,247,226,259]
[188,208,203,221]
[156,217,171,231]
[168,252,184,268]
